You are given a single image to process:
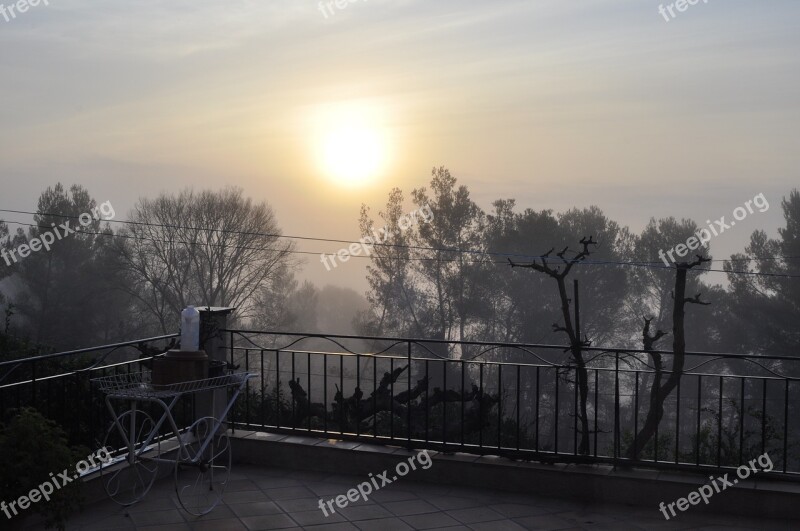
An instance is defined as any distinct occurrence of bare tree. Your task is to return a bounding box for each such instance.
[509,236,596,455]
[627,255,711,459]
[117,188,295,332]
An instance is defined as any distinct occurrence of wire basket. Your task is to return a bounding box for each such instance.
[92,371,253,399]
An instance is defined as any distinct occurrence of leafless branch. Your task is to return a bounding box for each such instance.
[685,292,711,306]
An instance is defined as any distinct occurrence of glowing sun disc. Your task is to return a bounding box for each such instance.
[320,125,386,186]
[309,101,391,187]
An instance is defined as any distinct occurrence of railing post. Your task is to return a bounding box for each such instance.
[614,352,620,464]
[407,341,412,450]
[355,353,360,437]
[230,329,236,432]
[30,361,36,409]
[784,379,789,473]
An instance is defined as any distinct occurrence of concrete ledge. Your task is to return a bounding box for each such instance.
[230,430,800,520]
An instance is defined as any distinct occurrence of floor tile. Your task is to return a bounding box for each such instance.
[289,508,348,526]
[264,486,317,500]
[400,511,463,529]
[186,518,249,531]
[354,517,414,531]
[382,499,440,516]
[229,501,284,517]
[127,509,185,527]
[68,463,800,531]
[445,506,505,524]
[239,513,298,530]
[339,503,393,521]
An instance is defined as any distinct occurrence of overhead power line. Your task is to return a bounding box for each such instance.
[2,208,795,264]
[1,209,799,279]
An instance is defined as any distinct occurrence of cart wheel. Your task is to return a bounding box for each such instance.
[175,416,231,516]
[101,409,161,506]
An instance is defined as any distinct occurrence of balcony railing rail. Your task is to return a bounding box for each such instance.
[225,330,800,480]
[0,334,180,449]
[1,330,797,480]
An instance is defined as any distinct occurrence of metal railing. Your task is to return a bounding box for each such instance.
[1,330,797,480]
[0,334,180,449]
[226,330,800,479]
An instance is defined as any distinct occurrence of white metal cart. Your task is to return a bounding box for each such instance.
[92,371,256,515]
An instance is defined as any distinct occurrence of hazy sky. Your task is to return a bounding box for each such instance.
[1,0,798,291]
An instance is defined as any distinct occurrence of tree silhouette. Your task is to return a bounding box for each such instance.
[508,236,597,455]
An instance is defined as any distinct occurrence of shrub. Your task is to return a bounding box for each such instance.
[0,408,86,530]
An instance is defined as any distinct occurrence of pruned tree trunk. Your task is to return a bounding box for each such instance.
[509,237,596,455]
[556,275,591,455]
[627,256,710,459]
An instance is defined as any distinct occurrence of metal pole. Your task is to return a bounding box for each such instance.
[574,279,580,452]
[574,279,580,346]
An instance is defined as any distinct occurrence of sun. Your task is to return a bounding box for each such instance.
[321,125,385,187]
[310,101,391,187]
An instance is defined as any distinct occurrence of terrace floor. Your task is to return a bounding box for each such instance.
[42,463,799,531]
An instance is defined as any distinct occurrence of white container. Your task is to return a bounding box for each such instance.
[180,306,200,351]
